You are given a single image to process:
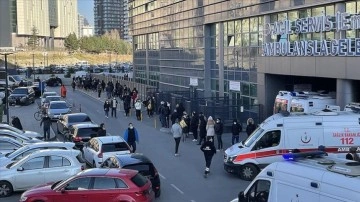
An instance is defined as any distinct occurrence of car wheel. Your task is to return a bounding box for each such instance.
[239,164,259,181]
[93,160,97,168]
[0,181,13,197]
[155,189,161,198]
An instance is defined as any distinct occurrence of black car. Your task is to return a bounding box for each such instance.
[8,87,35,105]
[100,153,161,197]
[45,77,62,87]
[56,113,93,135]
[67,123,100,149]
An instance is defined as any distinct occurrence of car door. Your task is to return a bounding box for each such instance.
[83,139,96,165]
[58,177,92,202]
[14,156,46,190]
[90,177,123,202]
[42,155,75,183]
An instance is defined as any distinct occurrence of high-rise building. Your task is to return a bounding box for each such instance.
[78,14,94,38]
[123,0,131,42]
[78,14,85,38]
[94,0,129,41]
[0,0,78,49]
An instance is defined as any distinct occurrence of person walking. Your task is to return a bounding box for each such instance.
[104,100,110,118]
[200,137,216,178]
[96,123,107,137]
[232,119,242,145]
[110,97,118,118]
[134,99,142,121]
[171,118,182,156]
[190,111,199,142]
[123,93,131,116]
[97,83,102,99]
[11,116,23,130]
[40,114,51,140]
[197,112,207,145]
[123,123,139,153]
[246,118,257,137]
[214,118,224,151]
[206,116,215,142]
[60,84,67,98]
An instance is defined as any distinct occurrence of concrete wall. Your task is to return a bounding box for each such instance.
[0,0,12,47]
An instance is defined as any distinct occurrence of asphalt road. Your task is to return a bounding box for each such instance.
[3,86,250,202]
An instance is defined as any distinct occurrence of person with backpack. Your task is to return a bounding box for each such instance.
[123,123,139,153]
[232,119,242,145]
[200,137,216,178]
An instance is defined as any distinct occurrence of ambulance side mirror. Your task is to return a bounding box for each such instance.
[238,191,246,202]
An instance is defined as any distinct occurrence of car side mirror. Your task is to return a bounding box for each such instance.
[238,191,246,202]
[17,167,24,171]
[60,187,66,193]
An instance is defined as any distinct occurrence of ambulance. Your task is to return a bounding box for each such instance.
[224,110,360,181]
[230,152,360,202]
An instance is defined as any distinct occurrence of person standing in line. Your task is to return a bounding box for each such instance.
[170,109,179,126]
[104,100,110,118]
[214,118,224,151]
[110,97,118,118]
[246,118,257,137]
[197,112,207,145]
[179,114,188,142]
[200,137,216,178]
[123,93,131,116]
[206,116,215,142]
[232,119,242,145]
[40,114,51,140]
[190,111,199,142]
[134,99,142,121]
[97,83,102,99]
[123,123,139,153]
[171,118,182,156]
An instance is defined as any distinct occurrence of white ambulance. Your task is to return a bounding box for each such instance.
[231,152,360,202]
[224,110,360,180]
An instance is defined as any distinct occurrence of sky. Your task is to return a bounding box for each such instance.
[78,0,94,26]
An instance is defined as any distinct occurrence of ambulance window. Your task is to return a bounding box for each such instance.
[245,180,270,202]
[253,130,281,150]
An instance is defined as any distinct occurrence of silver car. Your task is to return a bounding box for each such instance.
[0,123,42,139]
[47,101,71,120]
[0,137,23,155]
[40,91,57,105]
[0,130,42,144]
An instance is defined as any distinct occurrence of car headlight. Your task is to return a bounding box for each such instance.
[19,196,27,202]
[228,156,236,162]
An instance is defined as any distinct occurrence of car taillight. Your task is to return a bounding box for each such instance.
[98,149,103,158]
[135,190,149,196]
[81,165,85,170]
[154,167,159,177]
[74,137,82,142]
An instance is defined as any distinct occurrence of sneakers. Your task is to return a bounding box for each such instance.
[216,149,220,152]
[192,139,197,142]
[174,153,180,157]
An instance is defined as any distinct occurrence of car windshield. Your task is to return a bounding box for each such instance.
[5,145,29,158]
[131,173,148,187]
[243,128,264,147]
[46,97,61,102]
[12,75,23,82]
[42,93,56,98]
[124,164,153,176]
[77,127,99,137]
[102,142,129,152]
[12,88,27,94]
[50,103,68,109]
[68,115,91,123]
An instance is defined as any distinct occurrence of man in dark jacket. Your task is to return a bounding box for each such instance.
[246,118,257,137]
[214,118,224,151]
[11,116,23,131]
[40,114,51,140]
[190,111,199,142]
[231,119,242,145]
[200,137,216,178]
[123,123,139,153]
[197,112,207,145]
[96,123,107,137]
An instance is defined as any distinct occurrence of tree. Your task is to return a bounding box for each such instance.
[27,26,39,50]
[64,33,79,52]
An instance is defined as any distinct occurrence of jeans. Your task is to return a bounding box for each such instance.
[174,137,181,154]
[160,115,166,127]
[98,90,101,98]
[204,154,214,168]
[105,110,109,117]
[43,127,50,140]
[192,128,198,140]
[128,141,136,153]
[111,108,117,117]
[198,136,205,145]
[136,110,141,120]
[217,134,223,150]
[232,135,240,145]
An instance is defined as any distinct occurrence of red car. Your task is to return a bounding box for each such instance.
[19,168,155,202]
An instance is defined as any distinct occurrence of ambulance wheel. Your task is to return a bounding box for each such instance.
[239,164,259,181]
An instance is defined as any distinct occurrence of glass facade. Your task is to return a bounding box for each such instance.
[94,0,125,38]
[130,0,359,120]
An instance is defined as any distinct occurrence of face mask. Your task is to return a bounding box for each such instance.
[234,122,237,124]
[129,126,133,129]
[216,120,220,123]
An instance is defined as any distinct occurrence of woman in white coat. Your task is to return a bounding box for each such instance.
[206,116,215,142]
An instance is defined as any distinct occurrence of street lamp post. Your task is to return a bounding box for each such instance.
[32,53,35,81]
[0,52,14,123]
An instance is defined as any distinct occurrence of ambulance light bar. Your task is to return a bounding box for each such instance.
[283,151,327,161]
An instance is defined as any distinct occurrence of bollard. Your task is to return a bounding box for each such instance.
[154,118,157,128]
[141,112,143,122]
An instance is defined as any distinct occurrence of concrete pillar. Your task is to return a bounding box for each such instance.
[218,22,224,97]
[0,0,12,47]
[263,15,271,43]
[335,3,346,39]
[204,25,211,97]
[145,34,150,85]
[336,79,354,109]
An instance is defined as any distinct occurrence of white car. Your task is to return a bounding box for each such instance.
[0,142,76,167]
[83,136,131,168]
[0,137,23,155]
[40,91,57,105]
[47,101,71,120]
[0,130,42,144]
[0,149,85,197]
[0,123,42,138]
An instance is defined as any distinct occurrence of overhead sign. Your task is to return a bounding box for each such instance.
[190,77,198,86]
[0,47,15,53]
[263,12,360,56]
[229,81,241,91]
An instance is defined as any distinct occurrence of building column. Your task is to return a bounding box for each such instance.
[218,22,224,97]
[336,79,354,109]
[145,34,149,85]
[335,2,346,39]
[204,25,211,97]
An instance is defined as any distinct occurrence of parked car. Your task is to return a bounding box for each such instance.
[0,137,23,156]
[19,168,155,202]
[45,77,62,87]
[57,113,93,135]
[83,136,131,168]
[47,101,71,120]
[42,95,61,109]
[0,142,76,167]
[40,91,57,105]
[0,130,42,144]
[100,153,161,197]
[0,149,85,197]
[0,123,42,139]
[8,87,35,105]
[67,123,100,149]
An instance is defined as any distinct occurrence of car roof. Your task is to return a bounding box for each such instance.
[14,87,29,90]
[78,168,138,178]
[113,153,152,166]
[46,95,61,98]
[95,136,125,144]
[72,123,99,129]
[49,101,67,104]
[0,136,21,143]
[43,91,57,95]
[26,141,75,148]
[65,113,89,117]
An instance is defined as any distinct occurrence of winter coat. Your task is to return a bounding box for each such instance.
[232,122,242,136]
[135,101,142,110]
[11,117,23,130]
[97,128,106,137]
[214,121,224,136]
[171,123,182,138]
[40,116,51,129]
[190,114,199,131]
[104,102,110,111]
[201,140,216,157]
[206,122,215,137]
[199,115,207,137]
[246,123,257,136]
